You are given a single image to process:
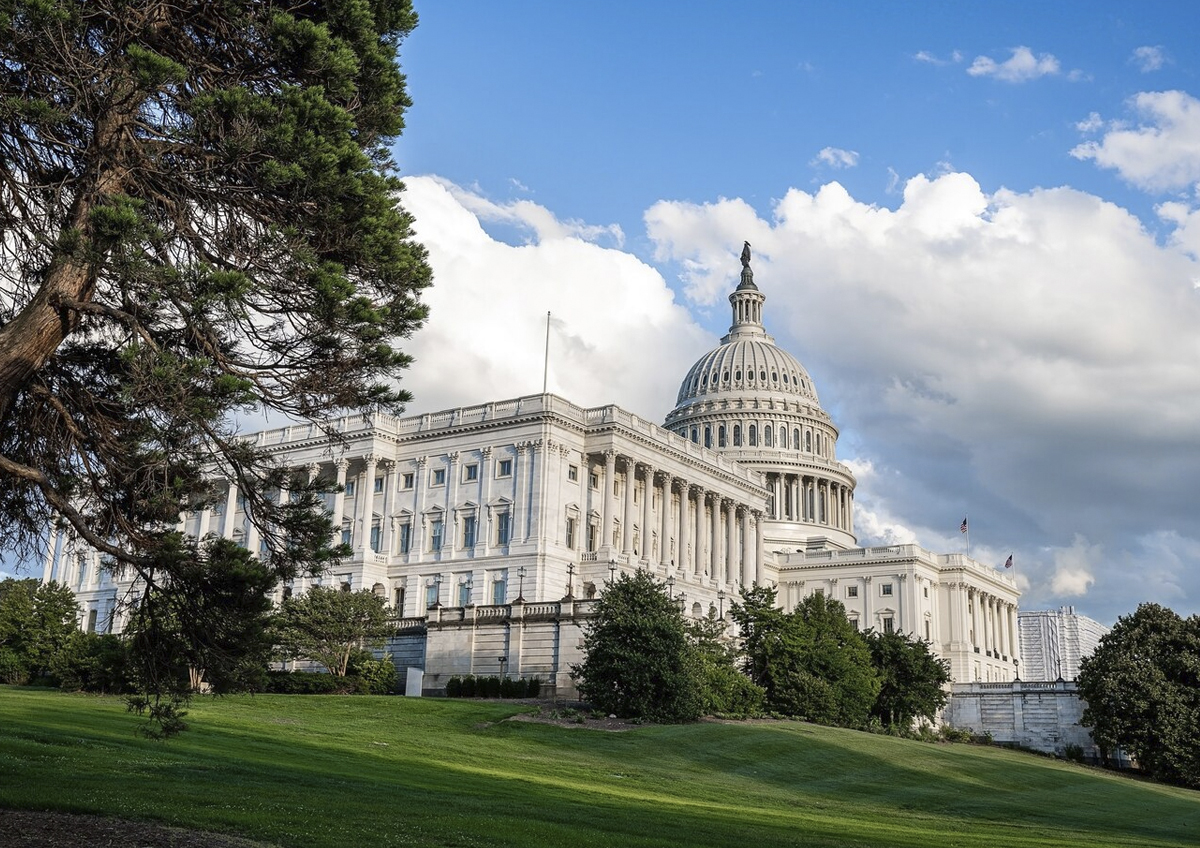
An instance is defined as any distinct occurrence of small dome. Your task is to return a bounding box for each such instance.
[675,340,820,406]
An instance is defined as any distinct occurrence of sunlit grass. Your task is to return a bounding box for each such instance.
[1,687,1197,847]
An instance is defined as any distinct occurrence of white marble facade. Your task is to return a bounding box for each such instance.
[44,254,1022,685]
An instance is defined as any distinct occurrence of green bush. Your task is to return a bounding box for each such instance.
[445,676,463,697]
[263,670,347,694]
[525,677,541,698]
[461,675,477,697]
[347,650,397,695]
[482,675,502,698]
[50,632,131,694]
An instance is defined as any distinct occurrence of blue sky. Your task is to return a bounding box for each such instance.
[11,3,1200,627]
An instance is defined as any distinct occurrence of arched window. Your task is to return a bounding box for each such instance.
[723,370,730,382]
[764,426,772,447]
[772,372,778,383]
[794,428,800,449]
[805,431,812,452]
[733,424,742,447]
[735,370,742,381]
[704,426,712,448]
[780,426,787,447]
[690,427,699,444]
[749,424,758,446]
[783,373,789,384]
[760,370,767,381]
[718,425,727,447]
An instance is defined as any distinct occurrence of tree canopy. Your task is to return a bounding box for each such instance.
[0,1,429,572]
[0,577,79,684]
[275,585,394,677]
[1077,603,1200,788]
[732,586,880,726]
[863,628,951,728]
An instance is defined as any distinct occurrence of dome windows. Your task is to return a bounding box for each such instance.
[760,370,767,382]
[733,424,742,446]
[718,425,727,447]
[735,370,742,381]
[772,371,778,383]
[723,370,730,382]
[749,424,758,446]
[764,426,773,447]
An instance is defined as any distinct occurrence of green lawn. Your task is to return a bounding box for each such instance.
[1,688,1197,847]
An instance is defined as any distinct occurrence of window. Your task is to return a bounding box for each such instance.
[341,525,352,547]
[568,465,579,482]
[780,426,786,448]
[498,458,513,477]
[718,426,726,448]
[764,426,772,447]
[402,472,414,489]
[425,583,438,609]
[881,583,893,596]
[923,586,929,598]
[398,522,412,554]
[704,426,712,448]
[805,431,812,452]
[565,516,577,549]
[733,424,742,446]
[846,585,859,599]
[749,424,757,446]
[690,426,698,443]
[344,480,356,496]
[86,609,97,633]
[462,515,477,548]
[924,620,931,640]
[394,587,405,611]
[430,518,444,550]
[497,512,512,545]
[432,468,446,486]
[464,464,478,482]
[589,472,599,489]
[369,523,382,552]
[492,578,506,606]
[587,522,598,552]
[793,428,800,449]
[374,477,384,493]
[458,581,472,607]
[850,617,860,631]
[883,616,895,634]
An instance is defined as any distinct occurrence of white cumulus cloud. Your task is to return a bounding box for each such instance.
[967,46,1060,82]
[397,176,710,420]
[1048,536,1100,597]
[812,147,860,169]
[1132,45,1167,73]
[1071,90,1200,192]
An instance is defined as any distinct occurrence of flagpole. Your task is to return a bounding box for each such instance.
[966,513,970,558]
[542,311,551,395]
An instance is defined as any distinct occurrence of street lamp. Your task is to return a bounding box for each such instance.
[516,565,527,601]
[565,562,576,598]
[498,655,508,678]
[717,588,726,620]
[431,573,443,608]
[666,574,675,599]
[678,591,687,613]
[607,559,617,584]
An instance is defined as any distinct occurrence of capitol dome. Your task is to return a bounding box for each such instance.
[663,243,858,550]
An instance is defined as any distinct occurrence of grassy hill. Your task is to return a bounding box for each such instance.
[1,687,1196,847]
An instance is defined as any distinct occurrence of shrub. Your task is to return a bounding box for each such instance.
[460,675,477,697]
[347,650,397,695]
[264,670,346,694]
[50,633,131,694]
[445,676,463,697]
[482,675,502,698]
[0,648,29,685]
[525,677,541,698]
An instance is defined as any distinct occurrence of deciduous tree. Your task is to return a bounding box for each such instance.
[863,628,951,729]
[275,586,394,677]
[1077,603,1200,788]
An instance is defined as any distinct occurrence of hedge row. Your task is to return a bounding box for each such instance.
[445,675,541,699]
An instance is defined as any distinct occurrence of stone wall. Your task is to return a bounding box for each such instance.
[384,599,596,699]
[945,680,1098,759]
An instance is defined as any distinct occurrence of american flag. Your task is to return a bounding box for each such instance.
[960,518,968,534]
[1004,554,1013,569]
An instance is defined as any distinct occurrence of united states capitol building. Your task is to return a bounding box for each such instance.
[44,250,1023,694]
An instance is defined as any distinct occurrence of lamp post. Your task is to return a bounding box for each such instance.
[678,591,687,613]
[666,574,675,599]
[431,573,443,608]
[498,655,508,679]
[516,565,526,602]
[717,588,726,620]
[607,559,617,584]
[565,563,576,599]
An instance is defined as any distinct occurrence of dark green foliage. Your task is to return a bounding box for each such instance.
[263,670,347,695]
[0,578,80,683]
[0,1,429,735]
[864,629,951,728]
[1077,602,1200,788]
[572,569,757,722]
[276,586,395,677]
[49,632,132,694]
[346,648,397,695]
[689,611,765,716]
[732,586,880,726]
[443,675,543,699]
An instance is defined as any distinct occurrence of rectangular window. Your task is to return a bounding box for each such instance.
[923,586,929,598]
[497,512,511,546]
[568,465,579,482]
[341,526,352,547]
[492,579,506,606]
[463,515,477,548]
[850,617,859,631]
[566,516,577,549]
[430,519,444,550]
[924,620,931,640]
[425,584,438,609]
[846,585,859,599]
[881,583,893,596]
[402,472,414,489]
[432,468,446,486]
[398,523,411,554]
[589,472,599,489]
[394,587,405,611]
[458,581,472,607]
[883,616,895,634]
[498,458,513,477]
[369,524,382,552]
[587,523,598,553]
[374,477,384,493]
[86,609,98,633]
[464,464,478,482]
[344,480,355,496]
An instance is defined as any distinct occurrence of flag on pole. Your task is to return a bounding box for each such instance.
[960,517,968,534]
[1004,554,1013,569]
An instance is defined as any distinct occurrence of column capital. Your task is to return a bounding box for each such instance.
[363,453,378,465]
[602,449,616,462]
[482,445,493,458]
[415,455,429,468]
[335,457,350,471]
[306,463,322,480]
[378,458,395,471]
[447,451,460,464]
